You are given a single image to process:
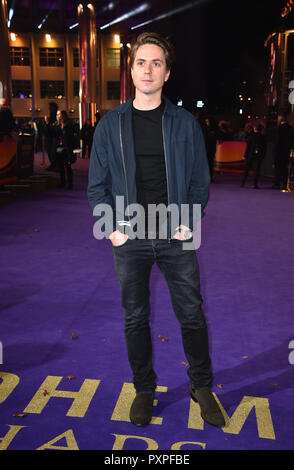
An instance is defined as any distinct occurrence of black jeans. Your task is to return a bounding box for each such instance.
[56,154,73,188]
[242,156,262,186]
[113,237,213,393]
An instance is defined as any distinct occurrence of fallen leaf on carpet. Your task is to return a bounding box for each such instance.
[242,356,249,359]
[34,228,40,232]
[43,390,49,396]
[181,361,189,367]
[13,413,26,417]
[158,334,168,342]
[217,384,224,388]
[71,333,78,339]
[67,375,75,380]
[271,383,278,387]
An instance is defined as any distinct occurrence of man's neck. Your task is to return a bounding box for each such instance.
[133,91,162,111]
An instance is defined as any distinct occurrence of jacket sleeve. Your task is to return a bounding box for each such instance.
[188,119,210,228]
[87,119,115,238]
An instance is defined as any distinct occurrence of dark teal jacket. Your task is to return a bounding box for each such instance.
[87,95,210,238]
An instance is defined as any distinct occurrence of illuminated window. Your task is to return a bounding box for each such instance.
[107,81,120,100]
[106,48,120,67]
[40,80,65,99]
[12,80,32,98]
[39,48,64,67]
[10,47,30,66]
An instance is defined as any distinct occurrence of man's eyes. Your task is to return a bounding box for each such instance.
[137,62,161,67]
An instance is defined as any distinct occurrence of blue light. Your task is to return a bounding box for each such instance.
[131,0,213,30]
[8,8,14,28]
[100,3,150,30]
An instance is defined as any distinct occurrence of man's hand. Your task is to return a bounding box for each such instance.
[173,224,192,240]
[109,230,129,247]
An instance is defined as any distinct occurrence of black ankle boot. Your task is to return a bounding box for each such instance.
[129,392,155,426]
[190,387,225,428]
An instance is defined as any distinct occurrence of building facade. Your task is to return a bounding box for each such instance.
[9,31,127,120]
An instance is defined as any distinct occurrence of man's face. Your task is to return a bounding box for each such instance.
[131,43,170,96]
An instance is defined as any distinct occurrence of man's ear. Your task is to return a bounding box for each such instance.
[164,69,171,82]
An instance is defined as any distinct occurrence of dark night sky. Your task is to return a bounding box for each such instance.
[6,0,293,117]
[161,0,292,116]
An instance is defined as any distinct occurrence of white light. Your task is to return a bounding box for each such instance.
[127,43,131,48]
[108,2,114,9]
[100,3,150,30]
[38,13,49,30]
[8,8,14,27]
[131,0,213,30]
[69,22,79,30]
[114,34,120,44]
[87,3,93,9]
[8,8,14,21]
[46,34,51,42]
[10,32,16,41]
[239,109,243,114]
[177,99,183,106]
[196,100,204,108]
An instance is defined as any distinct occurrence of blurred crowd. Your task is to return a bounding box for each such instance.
[1,97,294,192]
[197,114,294,190]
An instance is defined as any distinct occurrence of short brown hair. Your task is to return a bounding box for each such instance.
[130,32,175,71]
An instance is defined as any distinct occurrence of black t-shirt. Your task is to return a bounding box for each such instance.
[132,101,168,235]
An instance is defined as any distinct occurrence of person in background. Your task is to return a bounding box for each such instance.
[272,114,294,190]
[44,102,58,170]
[0,98,15,140]
[50,110,75,189]
[240,124,266,189]
[81,118,94,158]
[217,121,234,142]
[202,117,218,182]
[93,111,101,131]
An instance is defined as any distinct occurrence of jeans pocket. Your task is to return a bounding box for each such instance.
[112,237,131,249]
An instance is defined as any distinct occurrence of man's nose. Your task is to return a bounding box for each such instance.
[144,63,152,73]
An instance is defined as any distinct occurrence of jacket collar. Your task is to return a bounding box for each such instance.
[117,94,177,116]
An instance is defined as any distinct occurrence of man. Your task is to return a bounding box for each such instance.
[81,118,94,158]
[88,32,225,428]
[0,98,15,140]
[202,116,218,182]
[44,102,58,170]
[240,124,266,189]
[273,114,294,189]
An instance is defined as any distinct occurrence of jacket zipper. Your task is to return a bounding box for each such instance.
[119,113,131,227]
[162,112,171,243]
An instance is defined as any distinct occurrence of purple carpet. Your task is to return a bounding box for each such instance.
[0,156,294,451]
